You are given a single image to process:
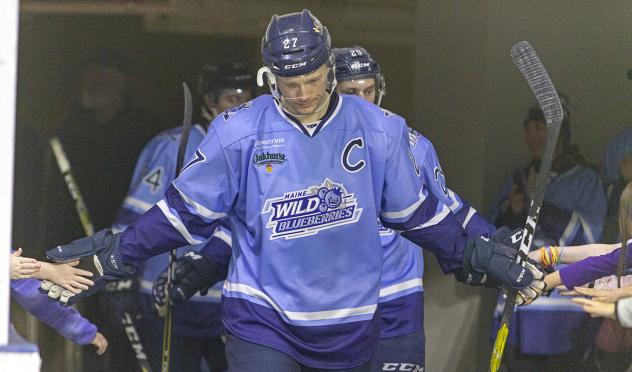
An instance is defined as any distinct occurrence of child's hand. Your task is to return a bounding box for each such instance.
[91,332,108,355]
[527,249,541,264]
[39,261,95,294]
[572,297,616,319]
[10,248,41,279]
[572,286,630,303]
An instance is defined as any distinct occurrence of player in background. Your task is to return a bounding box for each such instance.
[332,46,495,371]
[489,101,606,371]
[43,10,546,372]
[9,249,107,355]
[112,61,255,372]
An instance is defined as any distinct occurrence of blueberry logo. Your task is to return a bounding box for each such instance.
[262,179,362,240]
[321,187,343,210]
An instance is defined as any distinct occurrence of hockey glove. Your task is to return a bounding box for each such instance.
[152,251,219,316]
[456,227,547,302]
[491,227,549,305]
[44,229,135,306]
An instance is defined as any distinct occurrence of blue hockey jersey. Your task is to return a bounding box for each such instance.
[191,121,494,340]
[118,93,470,369]
[113,124,225,338]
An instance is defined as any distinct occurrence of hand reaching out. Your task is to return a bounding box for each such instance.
[567,286,632,303]
[10,248,41,279]
[572,297,616,319]
[91,332,108,355]
[36,260,95,294]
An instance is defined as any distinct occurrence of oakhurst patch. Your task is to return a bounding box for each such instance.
[253,151,287,167]
[262,179,363,240]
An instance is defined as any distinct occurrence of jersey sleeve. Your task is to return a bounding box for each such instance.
[11,278,97,345]
[558,243,632,289]
[380,119,468,273]
[119,126,239,268]
[410,129,495,238]
[203,221,232,265]
[453,200,495,238]
[199,220,232,280]
[411,132,461,211]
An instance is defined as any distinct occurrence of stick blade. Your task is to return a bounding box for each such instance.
[510,41,564,126]
[490,321,510,372]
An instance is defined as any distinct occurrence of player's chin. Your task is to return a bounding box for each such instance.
[289,104,316,115]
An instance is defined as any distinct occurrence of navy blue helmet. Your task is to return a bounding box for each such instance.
[261,9,332,77]
[197,61,255,98]
[333,46,386,105]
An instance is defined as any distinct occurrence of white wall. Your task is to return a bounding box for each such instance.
[0,0,19,346]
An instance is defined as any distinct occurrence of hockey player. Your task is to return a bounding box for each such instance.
[158,45,495,372]
[43,10,546,371]
[331,46,494,371]
[111,61,254,372]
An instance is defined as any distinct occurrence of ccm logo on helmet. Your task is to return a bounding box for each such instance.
[284,62,308,69]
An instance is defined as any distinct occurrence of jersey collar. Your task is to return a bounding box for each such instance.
[273,93,342,138]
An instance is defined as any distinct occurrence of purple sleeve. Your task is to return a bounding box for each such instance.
[558,245,632,289]
[199,221,232,268]
[10,278,97,345]
[453,200,495,238]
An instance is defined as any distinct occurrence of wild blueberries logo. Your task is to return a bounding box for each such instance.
[222,101,252,121]
[253,151,287,167]
[262,179,363,239]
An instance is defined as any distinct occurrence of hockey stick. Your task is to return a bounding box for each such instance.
[50,137,95,237]
[489,41,564,372]
[161,82,193,372]
[49,137,153,372]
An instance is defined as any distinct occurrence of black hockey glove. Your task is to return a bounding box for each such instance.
[43,229,135,306]
[456,227,546,304]
[152,252,219,316]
